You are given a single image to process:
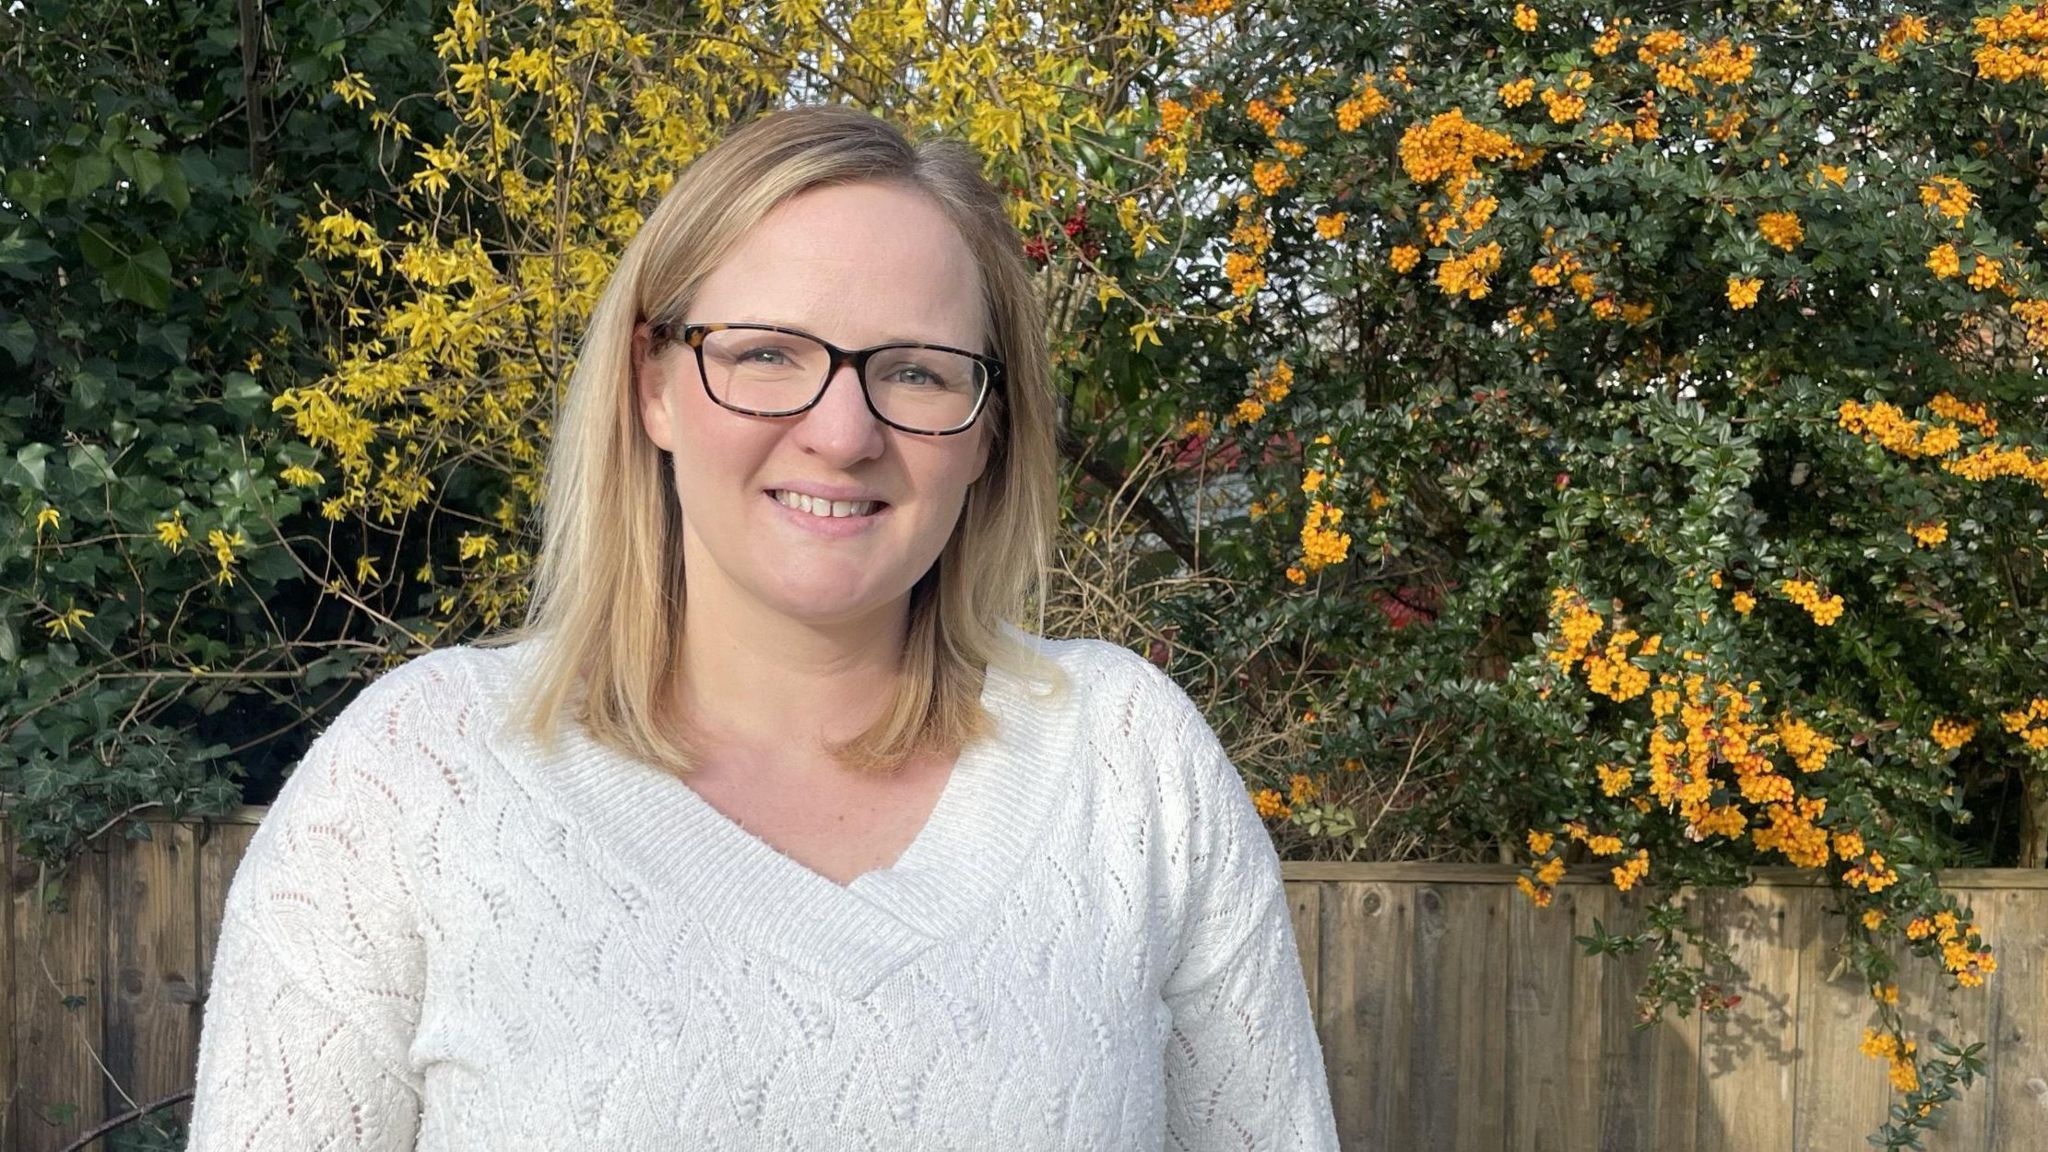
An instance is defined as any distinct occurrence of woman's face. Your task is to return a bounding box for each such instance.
[634,181,994,633]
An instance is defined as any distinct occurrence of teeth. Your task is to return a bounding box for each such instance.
[774,490,878,518]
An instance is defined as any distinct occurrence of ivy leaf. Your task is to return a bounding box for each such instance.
[158,155,191,215]
[0,317,33,364]
[75,224,172,311]
[67,150,112,201]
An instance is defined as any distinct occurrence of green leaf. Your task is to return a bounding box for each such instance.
[0,232,57,279]
[158,156,191,215]
[75,225,172,311]
[68,151,112,201]
[131,150,166,196]
[0,318,33,365]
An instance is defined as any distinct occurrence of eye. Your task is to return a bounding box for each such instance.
[738,346,793,365]
[887,364,938,387]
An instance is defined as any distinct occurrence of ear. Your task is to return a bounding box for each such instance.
[633,320,678,452]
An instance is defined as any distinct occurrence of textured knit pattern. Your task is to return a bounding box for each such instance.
[188,632,1341,1150]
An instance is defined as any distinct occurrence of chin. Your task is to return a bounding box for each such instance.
[756,570,908,626]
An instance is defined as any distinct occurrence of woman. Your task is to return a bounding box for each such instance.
[189,104,1340,1149]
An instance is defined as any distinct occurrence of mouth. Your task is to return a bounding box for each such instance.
[766,489,889,520]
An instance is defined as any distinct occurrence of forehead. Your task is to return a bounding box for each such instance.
[691,181,988,347]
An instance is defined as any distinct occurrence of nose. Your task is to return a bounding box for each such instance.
[791,359,887,464]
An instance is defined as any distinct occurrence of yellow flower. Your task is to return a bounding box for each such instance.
[1252,159,1293,196]
[1909,520,1948,548]
[154,513,190,552]
[1758,211,1804,250]
[1919,175,1974,223]
[1499,78,1535,107]
[1926,243,1961,279]
[1732,590,1756,615]
[1592,27,1621,56]
[1967,255,2003,291]
[1289,773,1319,806]
[207,528,248,588]
[1513,4,1538,33]
[1726,276,1763,310]
[1597,763,1634,796]
[1251,787,1290,819]
[1390,245,1421,273]
[1335,84,1389,131]
[1315,212,1348,240]
[1611,849,1650,892]
[1302,468,1326,494]
[1527,829,1555,855]
[1931,718,1977,750]
[43,606,94,640]
[1246,97,1284,135]
[34,506,59,539]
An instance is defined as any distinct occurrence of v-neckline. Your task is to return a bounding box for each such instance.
[478,638,1082,1000]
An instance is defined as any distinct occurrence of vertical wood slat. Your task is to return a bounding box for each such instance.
[1316,879,1410,1148]
[1594,885,1701,1152]
[1792,896,1895,1146]
[9,846,107,1152]
[105,824,200,1136]
[1504,881,1583,1152]
[1980,886,2046,1151]
[1912,887,1999,1151]
[1696,885,1808,1152]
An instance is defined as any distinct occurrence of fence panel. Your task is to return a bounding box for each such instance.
[2,815,2044,1151]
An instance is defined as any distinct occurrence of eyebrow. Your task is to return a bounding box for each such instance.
[721,316,966,347]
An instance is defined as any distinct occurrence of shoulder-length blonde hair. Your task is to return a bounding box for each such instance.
[506,104,1060,777]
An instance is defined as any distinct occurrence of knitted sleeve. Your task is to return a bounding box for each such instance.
[187,665,436,1150]
[1155,672,1342,1151]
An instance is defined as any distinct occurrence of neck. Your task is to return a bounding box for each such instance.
[675,588,911,759]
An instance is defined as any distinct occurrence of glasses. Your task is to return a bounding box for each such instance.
[647,321,1002,436]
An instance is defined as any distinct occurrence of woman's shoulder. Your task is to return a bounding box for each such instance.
[331,638,535,720]
[999,629,1212,741]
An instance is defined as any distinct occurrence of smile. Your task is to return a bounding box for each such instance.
[768,490,886,519]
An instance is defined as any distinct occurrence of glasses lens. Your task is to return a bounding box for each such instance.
[864,346,986,433]
[696,327,989,433]
[698,327,832,414]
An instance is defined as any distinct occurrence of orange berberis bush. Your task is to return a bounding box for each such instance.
[1070,2,2047,1145]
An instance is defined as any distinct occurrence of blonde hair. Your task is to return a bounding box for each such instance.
[506,104,1060,776]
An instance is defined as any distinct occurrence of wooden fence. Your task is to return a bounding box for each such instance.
[3,812,2044,1150]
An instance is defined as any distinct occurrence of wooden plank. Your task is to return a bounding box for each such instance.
[1317,878,1409,1150]
[1695,884,1805,1152]
[105,823,200,1135]
[196,821,256,994]
[1403,880,1509,1151]
[184,819,257,1135]
[9,847,108,1151]
[1792,892,1894,1149]
[1979,886,2046,1152]
[1907,890,1998,1152]
[1506,878,1577,1152]
[1284,880,1322,1013]
[1595,886,1701,1152]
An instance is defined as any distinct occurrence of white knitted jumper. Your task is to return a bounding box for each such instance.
[187,633,1340,1149]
